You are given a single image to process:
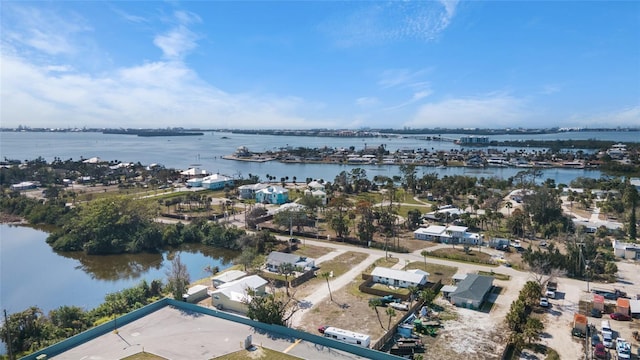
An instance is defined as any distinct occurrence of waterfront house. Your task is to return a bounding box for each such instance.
[307,180,325,190]
[238,183,270,200]
[212,270,247,287]
[370,267,428,288]
[304,189,327,205]
[210,275,268,313]
[255,185,289,205]
[202,173,234,190]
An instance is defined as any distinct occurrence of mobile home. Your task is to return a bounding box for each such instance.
[323,327,371,348]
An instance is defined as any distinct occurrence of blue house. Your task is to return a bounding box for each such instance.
[256,186,289,204]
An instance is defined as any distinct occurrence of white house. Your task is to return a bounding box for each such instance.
[201,173,234,190]
[212,270,247,287]
[265,251,315,272]
[307,180,325,190]
[370,267,428,288]
[612,240,640,260]
[238,183,270,200]
[414,225,481,245]
[210,275,268,313]
[304,189,327,205]
[414,225,447,241]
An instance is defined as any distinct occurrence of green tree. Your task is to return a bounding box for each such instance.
[523,317,544,344]
[386,307,397,330]
[521,281,542,308]
[320,271,333,302]
[278,263,296,297]
[234,247,258,271]
[355,199,375,246]
[327,195,351,239]
[420,250,428,270]
[244,289,298,326]
[406,209,422,231]
[418,288,437,306]
[368,298,385,330]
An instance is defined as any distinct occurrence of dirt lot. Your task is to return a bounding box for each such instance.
[422,298,507,359]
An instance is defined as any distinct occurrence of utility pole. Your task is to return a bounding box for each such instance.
[4,309,13,360]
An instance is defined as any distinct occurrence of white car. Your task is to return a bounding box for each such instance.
[540,297,550,307]
[616,339,631,359]
[545,289,556,299]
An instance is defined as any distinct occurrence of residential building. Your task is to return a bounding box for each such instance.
[256,185,289,205]
[210,275,268,313]
[304,189,327,205]
[265,251,315,272]
[212,270,247,287]
[370,267,428,289]
[238,183,270,200]
[449,274,493,310]
[612,240,640,260]
[413,225,481,245]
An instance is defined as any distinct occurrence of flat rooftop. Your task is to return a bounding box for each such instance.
[51,305,367,360]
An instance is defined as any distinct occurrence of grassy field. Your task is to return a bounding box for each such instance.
[121,352,167,360]
[404,261,458,284]
[293,244,333,259]
[428,247,497,266]
[478,270,511,281]
[213,347,303,360]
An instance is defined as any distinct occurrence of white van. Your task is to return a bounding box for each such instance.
[601,320,613,348]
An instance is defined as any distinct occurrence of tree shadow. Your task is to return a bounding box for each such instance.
[253,327,294,341]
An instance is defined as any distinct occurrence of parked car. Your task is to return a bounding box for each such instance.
[540,297,549,308]
[591,334,601,347]
[545,289,556,299]
[610,312,632,321]
[593,343,608,359]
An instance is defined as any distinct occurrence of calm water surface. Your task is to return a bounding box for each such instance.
[0,224,236,314]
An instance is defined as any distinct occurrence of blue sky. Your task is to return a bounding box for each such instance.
[1,1,639,130]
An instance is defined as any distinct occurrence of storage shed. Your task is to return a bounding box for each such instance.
[182,285,209,303]
[593,294,605,311]
[616,298,630,316]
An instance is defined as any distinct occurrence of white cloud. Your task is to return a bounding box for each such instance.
[322,1,460,47]
[570,106,640,128]
[356,97,379,107]
[1,5,91,56]
[153,11,201,60]
[0,52,337,129]
[405,93,531,128]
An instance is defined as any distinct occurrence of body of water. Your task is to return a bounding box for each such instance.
[0,224,236,314]
[1,130,629,185]
[0,130,635,315]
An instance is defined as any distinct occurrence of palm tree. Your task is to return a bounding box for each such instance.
[320,271,333,302]
[369,298,385,330]
[386,307,397,330]
[505,201,513,217]
[420,249,428,270]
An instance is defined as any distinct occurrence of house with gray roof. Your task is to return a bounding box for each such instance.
[449,274,493,310]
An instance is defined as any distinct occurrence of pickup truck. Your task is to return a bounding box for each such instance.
[592,288,627,300]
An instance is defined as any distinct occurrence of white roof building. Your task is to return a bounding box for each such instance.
[370,267,428,288]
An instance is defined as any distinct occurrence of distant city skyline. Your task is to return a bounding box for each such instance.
[1,1,639,129]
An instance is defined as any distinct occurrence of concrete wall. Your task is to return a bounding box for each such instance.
[22,298,404,360]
